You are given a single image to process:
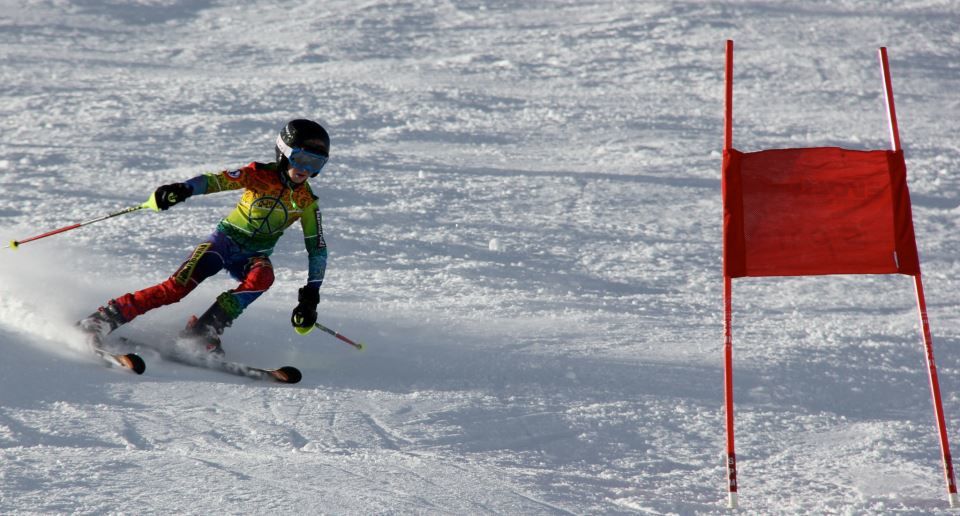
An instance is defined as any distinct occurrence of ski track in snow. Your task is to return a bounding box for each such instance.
[1,0,960,513]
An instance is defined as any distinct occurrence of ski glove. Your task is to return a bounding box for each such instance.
[153,183,192,211]
[291,285,319,335]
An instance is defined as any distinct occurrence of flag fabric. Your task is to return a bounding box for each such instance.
[722,146,919,278]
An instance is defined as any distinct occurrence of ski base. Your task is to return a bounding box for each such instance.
[117,337,301,384]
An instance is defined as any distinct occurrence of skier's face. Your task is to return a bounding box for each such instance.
[287,166,311,184]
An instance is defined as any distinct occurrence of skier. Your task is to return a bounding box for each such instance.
[77,119,330,356]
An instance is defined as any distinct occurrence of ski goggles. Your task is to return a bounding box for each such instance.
[277,134,329,177]
[288,148,328,177]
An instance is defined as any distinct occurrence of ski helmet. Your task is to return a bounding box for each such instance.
[275,119,330,177]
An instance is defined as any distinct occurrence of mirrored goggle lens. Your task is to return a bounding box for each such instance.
[289,148,329,176]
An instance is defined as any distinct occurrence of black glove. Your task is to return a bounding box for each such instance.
[291,285,319,333]
[154,183,192,211]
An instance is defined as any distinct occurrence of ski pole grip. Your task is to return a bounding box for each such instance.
[143,193,161,212]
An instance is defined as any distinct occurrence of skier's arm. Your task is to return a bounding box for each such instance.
[183,169,249,195]
[299,201,328,290]
[291,201,327,334]
[152,167,251,211]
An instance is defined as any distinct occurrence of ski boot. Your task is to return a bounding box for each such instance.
[179,301,232,357]
[77,301,126,346]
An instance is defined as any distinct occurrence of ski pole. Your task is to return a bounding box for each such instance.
[6,200,154,250]
[314,322,366,350]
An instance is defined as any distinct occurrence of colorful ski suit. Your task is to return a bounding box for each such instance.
[110,162,327,323]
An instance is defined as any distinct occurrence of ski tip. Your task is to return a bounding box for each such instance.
[119,353,147,375]
[271,366,302,384]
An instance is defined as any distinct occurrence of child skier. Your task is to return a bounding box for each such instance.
[77,119,330,355]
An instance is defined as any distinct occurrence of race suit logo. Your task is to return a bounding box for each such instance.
[243,195,289,237]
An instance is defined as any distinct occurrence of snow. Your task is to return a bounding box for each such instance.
[2,0,960,513]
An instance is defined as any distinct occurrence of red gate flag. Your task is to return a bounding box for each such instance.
[719,41,957,510]
[722,147,919,278]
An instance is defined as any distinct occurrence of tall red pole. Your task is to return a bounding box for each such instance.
[724,40,734,151]
[878,47,901,153]
[723,276,737,509]
[722,39,739,510]
[880,46,958,507]
[914,275,959,507]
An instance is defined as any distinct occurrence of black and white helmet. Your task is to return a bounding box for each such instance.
[275,119,330,177]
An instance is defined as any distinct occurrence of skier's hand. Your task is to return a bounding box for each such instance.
[291,285,319,335]
[153,183,192,211]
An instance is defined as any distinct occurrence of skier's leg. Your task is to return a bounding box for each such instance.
[196,256,275,330]
[112,241,224,321]
[227,255,275,313]
[80,238,225,339]
[183,256,273,353]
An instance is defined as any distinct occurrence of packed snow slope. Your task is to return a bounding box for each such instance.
[2,0,960,513]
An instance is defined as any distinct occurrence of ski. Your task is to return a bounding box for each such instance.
[116,337,301,384]
[79,329,146,374]
[91,345,146,375]
[76,321,146,375]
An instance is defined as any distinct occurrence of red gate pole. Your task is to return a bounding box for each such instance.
[724,40,734,151]
[722,39,739,510]
[914,275,959,507]
[878,47,901,153]
[723,276,738,509]
[880,46,958,507]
